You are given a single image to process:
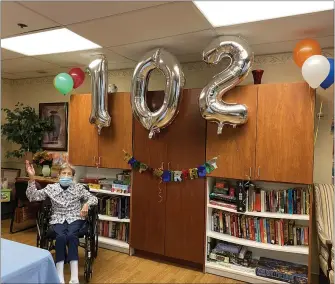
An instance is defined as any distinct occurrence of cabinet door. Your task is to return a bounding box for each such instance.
[69,94,98,166]
[130,91,168,255]
[255,82,315,184]
[206,85,258,180]
[165,89,206,264]
[98,93,132,169]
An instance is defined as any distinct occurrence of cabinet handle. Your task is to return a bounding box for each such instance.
[258,167,260,178]
[93,156,96,166]
[98,156,101,166]
[249,167,252,179]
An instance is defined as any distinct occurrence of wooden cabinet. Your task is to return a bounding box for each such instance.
[206,85,258,180]
[69,94,98,167]
[131,90,206,265]
[99,93,132,169]
[206,82,315,184]
[255,82,315,184]
[68,93,133,169]
[165,89,206,264]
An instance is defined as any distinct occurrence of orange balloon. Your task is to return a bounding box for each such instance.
[293,39,322,67]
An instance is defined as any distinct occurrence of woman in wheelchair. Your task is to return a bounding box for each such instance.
[26,161,98,284]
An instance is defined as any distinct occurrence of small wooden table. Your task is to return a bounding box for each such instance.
[10,176,58,234]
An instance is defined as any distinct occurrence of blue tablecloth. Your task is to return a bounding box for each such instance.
[1,239,60,284]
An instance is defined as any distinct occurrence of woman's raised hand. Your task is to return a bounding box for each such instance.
[25,160,35,179]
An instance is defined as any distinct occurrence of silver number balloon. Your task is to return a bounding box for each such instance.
[199,36,254,134]
[131,48,185,139]
[86,56,111,135]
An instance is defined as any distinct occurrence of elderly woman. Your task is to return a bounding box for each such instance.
[25,161,98,284]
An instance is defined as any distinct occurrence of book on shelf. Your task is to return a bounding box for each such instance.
[247,186,310,215]
[98,220,129,243]
[255,257,308,284]
[211,209,309,246]
[98,195,130,219]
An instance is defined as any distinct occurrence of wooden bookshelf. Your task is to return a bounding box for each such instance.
[205,177,311,283]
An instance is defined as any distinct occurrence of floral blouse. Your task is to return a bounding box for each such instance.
[26,181,98,225]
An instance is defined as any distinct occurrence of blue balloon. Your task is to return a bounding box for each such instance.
[320,58,334,89]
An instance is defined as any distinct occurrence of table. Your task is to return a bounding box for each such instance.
[10,177,57,234]
[1,238,60,284]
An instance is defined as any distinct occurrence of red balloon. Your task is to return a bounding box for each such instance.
[68,68,85,89]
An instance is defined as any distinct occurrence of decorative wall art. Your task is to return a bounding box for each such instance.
[39,102,68,151]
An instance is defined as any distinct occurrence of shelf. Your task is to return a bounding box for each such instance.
[205,262,286,284]
[98,214,130,223]
[98,236,129,249]
[207,230,309,255]
[89,188,131,196]
[208,204,309,220]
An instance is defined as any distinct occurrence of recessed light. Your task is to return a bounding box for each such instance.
[1,28,101,56]
[193,1,334,27]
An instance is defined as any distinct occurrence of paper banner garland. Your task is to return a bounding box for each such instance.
[123,151,218,182]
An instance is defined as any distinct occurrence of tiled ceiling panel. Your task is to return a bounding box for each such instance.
[2,57,60,73]
[67,2,212,47]
[1,1,59,38]
[109,29,216,61]
[19,1,169,25]
[36,48,134,67]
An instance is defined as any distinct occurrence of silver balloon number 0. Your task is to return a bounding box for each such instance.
[199,36,254,134]
[131,48,185,139]
[86,56,111,135]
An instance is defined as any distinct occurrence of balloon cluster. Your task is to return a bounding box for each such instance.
[53,68,86,95]
[293,39,334,89]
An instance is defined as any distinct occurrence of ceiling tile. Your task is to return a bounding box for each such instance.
[1,72,21,79]
[36,48,134,68]
[1,48,25,60]
[68,2,212,47]
[2,57,60,73]
[1,2,59,39]
[108,61,137,70]
[19,1,169,25]
[109,29,215,61]
[215,10,334,46]
[252,35,334,56]
[9,67,70,79]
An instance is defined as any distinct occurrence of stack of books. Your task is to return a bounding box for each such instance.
[98,196,130,219]
[209,180,237,210]
[247,186,310,215]
[98,221,129,243]
[211,209,309,246]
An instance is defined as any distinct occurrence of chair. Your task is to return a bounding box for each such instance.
[314,183,334,283]
[36,191,99,283]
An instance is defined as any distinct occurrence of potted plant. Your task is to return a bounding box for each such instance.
[1,102,54,162]
[32,151,53,177]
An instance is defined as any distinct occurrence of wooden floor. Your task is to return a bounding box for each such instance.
[2,219,244,283]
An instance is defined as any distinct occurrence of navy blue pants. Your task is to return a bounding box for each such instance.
[53,220,85,263]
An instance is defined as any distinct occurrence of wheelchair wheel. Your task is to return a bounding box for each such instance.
[84,236,93,282]
[36,235,40,248]
[94,220,99,258]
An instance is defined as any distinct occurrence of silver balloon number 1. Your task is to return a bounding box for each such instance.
[86,56,111,135]
[199,36,254,134]
[131,48,185,139]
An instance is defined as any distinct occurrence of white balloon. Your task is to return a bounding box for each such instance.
[301,55,330,89]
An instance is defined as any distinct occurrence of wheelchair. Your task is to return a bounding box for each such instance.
[36,193,99,283]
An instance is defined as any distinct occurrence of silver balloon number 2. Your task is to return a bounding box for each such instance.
[131,48,185,139]
[86,56,111,135]
[199,36,254,134]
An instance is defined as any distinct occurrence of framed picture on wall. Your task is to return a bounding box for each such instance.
[39,102,68,151]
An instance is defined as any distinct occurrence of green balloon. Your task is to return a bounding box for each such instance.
[53,73,74,95]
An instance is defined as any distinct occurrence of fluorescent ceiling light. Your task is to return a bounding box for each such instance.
[193,1,334,27]
[1,28,101,56]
